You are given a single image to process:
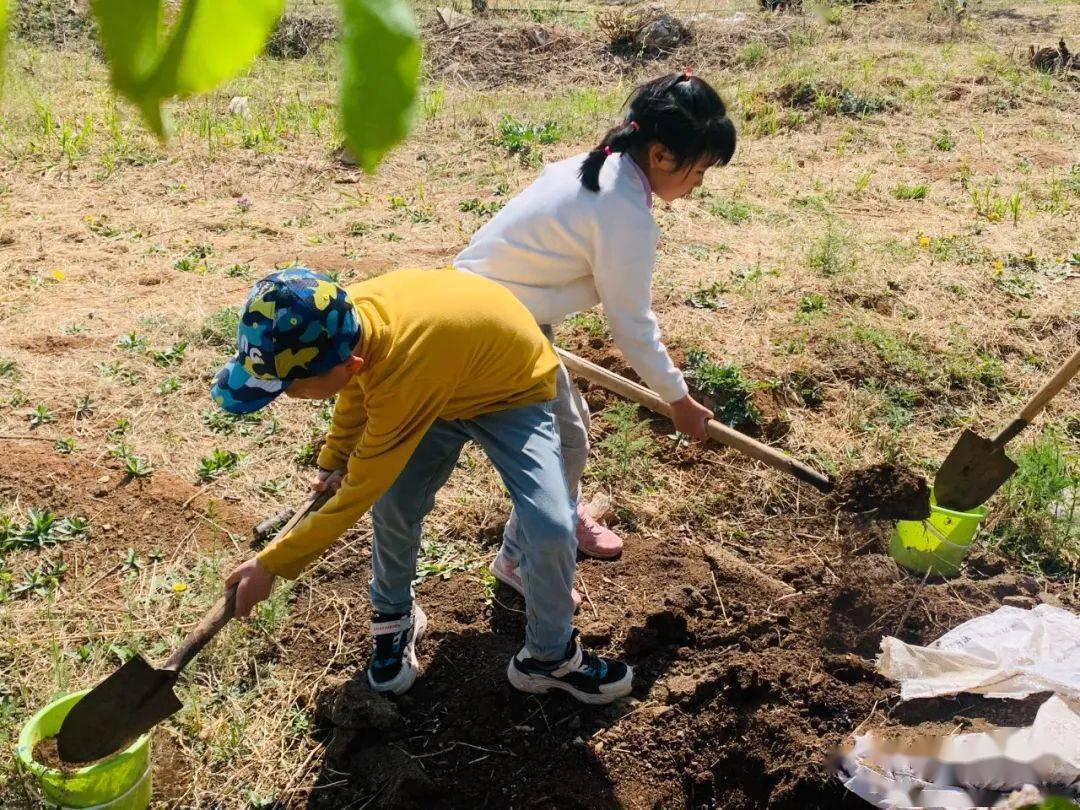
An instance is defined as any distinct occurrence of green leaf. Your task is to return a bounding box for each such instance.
[91,0,283,138]
[90,0,164,131]
[149,0,283,96]
[340,0,421,172]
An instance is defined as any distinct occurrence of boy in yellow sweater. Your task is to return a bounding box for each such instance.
[214,267,632,704]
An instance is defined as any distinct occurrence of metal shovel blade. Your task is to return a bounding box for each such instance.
[57,655,181,763]
[934,429,1018,512]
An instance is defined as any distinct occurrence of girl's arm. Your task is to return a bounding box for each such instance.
[591,199,688,404]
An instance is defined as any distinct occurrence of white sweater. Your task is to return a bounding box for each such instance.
[454,153,688,403]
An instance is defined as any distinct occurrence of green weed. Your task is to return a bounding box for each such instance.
[894,183,929,200]
[201,307,240,347]
[739,41,767,67]
[123,455,153,478]
[198,449,242,480]
[494,116,560,156]
[148,341,187,367]
[807,223,856,276]
[156,377,181,395]
[29,404,55,427]
[798,293,828,314]
[989,432,1078,577]
[415,539,472,583]
[565,312,608,339]
[116,331,148,351]
[202,409,263,436]
[686,280,729,310]
[709,198,754,223]
[685,349,762,429]
[592,401,656,484]
[54,437,76,454]
[931,130,955,151]
[459,198,504,219]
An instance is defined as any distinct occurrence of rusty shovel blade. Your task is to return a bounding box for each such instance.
[57,655,182,763]
[933,429,1018,513]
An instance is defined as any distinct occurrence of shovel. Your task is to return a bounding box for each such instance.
[935,345,1080,512]
[556,348,833,493]
[56,490,329,763]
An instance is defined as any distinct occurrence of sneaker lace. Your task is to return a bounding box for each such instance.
[373,623,408,667]
[577,647,608,681]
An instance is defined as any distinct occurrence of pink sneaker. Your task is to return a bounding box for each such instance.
[575,506,623,559]
[490,552,582,610]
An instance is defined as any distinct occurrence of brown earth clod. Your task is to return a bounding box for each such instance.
[832,463,932,522]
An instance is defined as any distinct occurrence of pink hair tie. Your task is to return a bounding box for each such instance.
[603,145,613,156]
[627,120,639,132]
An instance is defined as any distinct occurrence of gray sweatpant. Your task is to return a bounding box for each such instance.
[503,323,590,550]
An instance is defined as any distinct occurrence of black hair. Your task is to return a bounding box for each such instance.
[579,73,737,192]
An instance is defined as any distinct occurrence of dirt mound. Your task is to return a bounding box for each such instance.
[833,463,932,521]
[265,13,336,59]
[423,18,599,87]
[10,0,96,47]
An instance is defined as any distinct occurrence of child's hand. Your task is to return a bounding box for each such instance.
[311,467,344,493]
[226,557,276,618]
[669,394,712,441]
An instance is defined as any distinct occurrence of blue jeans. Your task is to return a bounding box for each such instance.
[370,401,578,661]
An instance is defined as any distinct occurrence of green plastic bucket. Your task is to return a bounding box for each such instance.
[16,691,151,810]
[890,490,988,577]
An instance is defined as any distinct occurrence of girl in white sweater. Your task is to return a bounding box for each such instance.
[455,72,736,589]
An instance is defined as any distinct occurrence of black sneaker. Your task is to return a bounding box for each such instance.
[507,630,633,705]
[367,603,427,695]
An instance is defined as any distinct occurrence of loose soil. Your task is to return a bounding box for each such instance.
[2,408,1074,807]
[832,463,933,521]
[31,736,109,772]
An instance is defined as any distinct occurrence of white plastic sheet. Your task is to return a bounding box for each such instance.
[876,605,1080,702]
[838,695,1080,808]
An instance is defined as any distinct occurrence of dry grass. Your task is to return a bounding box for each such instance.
[0,0,1078,805]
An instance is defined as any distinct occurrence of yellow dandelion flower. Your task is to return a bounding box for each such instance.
[918,236,931,248]
[171,582,188,593]
[49,269,66,281]
[992,259,1004,271]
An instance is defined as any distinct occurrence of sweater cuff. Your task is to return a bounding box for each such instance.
[257,542,308,580]
[316,445,349,472]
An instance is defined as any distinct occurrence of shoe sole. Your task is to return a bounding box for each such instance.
[506,660,634,705]
[577,545,622,560]
[368,604,427,696]
[490,560,582,610]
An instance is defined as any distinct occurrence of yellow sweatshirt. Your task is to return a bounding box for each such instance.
[257,268,559,579]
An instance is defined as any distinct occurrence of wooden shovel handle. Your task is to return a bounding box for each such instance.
[556,348,834,493]
[163,490,330,674]
[993,345,1080,447]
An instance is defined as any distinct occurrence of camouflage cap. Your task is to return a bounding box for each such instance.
[211,267,359,414]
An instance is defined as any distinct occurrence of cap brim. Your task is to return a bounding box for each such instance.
[211,357,288,415]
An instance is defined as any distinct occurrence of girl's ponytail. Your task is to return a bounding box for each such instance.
[579,71,736,193]
[578,119,642,192]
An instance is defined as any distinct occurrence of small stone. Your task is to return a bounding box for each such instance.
[227,96,250,117]
[1002,594,1037,610]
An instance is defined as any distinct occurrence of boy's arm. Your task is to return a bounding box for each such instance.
[592,201,689,404]
[316,380,367,471]
[258,390,445,579]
